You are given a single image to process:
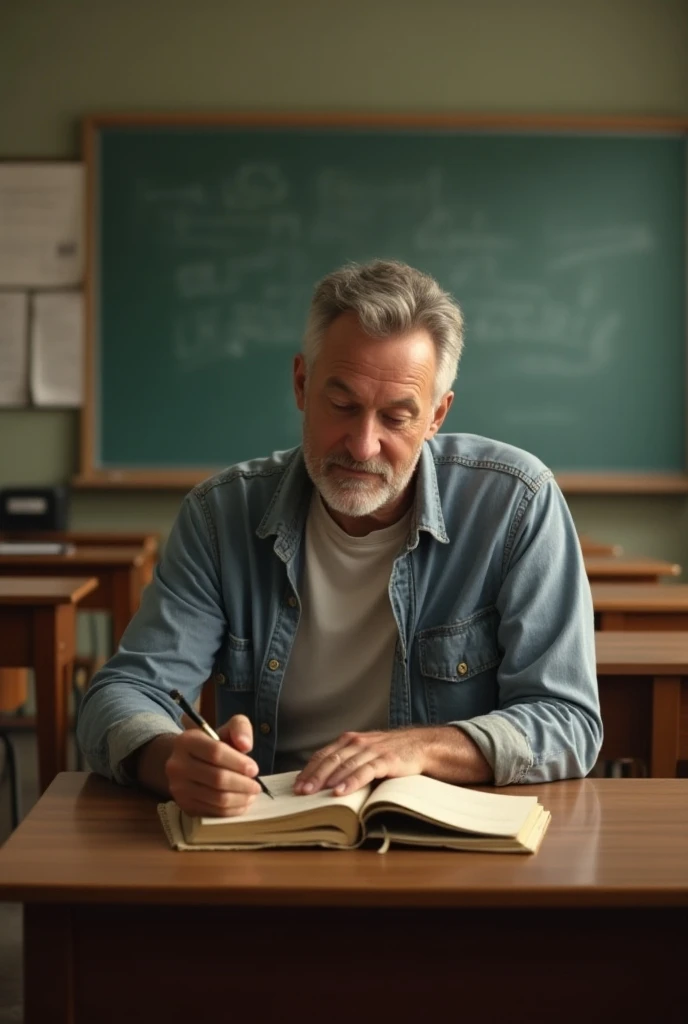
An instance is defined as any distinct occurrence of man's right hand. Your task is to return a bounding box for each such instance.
[135,714,262,816]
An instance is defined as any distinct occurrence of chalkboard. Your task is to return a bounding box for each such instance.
[84,117,688,487]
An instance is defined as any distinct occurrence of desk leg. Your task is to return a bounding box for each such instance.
[651,675,681,777]
[0,668,28,711]
[24,905,74,1024]
[32,605,73,793]
[110,567,140,649]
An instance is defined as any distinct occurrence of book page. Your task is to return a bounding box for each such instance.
[196,770,371,829]
[362,775,539,838]
[30,291,84,406]
[365,807,550,854]
[0,292,29,406]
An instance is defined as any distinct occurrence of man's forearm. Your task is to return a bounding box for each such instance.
[424,726,494,784]
[124,734,177,798]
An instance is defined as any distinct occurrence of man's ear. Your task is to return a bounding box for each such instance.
[424,391,454,440]
[293,353,307,411]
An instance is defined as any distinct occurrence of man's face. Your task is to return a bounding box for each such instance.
[293,312,452,528]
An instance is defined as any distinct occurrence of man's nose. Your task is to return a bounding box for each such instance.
[345,417,382,464]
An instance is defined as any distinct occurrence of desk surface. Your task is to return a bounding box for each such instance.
[578,535,623,556]
[0,773,686,908]
[591,582,688,611]
[0,545,146,568]
[0,576,99,605]
[0,530,159,549]
[584,555,681,578]
[595,630,688,673]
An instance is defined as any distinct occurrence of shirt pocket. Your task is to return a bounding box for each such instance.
[416,607,500,724]
[215,630,254,696]
[212,632,257,725]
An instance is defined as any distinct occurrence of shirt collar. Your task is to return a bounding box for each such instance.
[256,442,449,558]
[407,441,449,548]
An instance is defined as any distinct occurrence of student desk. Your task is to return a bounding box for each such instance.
[0,534,159,722]
[592,583,688,630]
[0,545,150,647]
[0,578,98,792]
[578,535,623,556]
[0,530,159,587]
[596,631,688,776]
[0,774,686,1024]
[584,555,681,583]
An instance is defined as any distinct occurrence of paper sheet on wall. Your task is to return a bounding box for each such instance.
[0,292,29,407]
[30,291,84,407]
[0,164,84,286]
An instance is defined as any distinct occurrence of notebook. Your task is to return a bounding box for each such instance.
[158,770,550,854]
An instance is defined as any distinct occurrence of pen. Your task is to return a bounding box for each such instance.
[169,688,274,798]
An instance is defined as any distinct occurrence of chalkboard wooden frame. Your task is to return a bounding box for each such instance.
[77,112,688,493]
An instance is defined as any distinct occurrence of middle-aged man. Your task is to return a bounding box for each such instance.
[78,259,602,817]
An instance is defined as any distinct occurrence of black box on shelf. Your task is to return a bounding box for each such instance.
[0,486,70,532]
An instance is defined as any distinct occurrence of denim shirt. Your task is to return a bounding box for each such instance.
[77,433,602,787]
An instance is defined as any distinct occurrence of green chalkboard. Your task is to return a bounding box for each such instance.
[88,119,687,481]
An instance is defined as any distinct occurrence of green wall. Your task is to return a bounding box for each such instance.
[1,0,688,562]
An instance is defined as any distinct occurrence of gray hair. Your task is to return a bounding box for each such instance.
[302,260,464,403]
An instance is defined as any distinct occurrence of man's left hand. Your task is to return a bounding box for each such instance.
[294,726,446,797]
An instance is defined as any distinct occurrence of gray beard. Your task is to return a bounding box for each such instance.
[302,433,422,518]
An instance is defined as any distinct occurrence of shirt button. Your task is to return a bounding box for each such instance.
[268,658,280,671]
[287,596,297,608]
[260,722,271,735]
[457,662,468,676]
[215,672,226,685]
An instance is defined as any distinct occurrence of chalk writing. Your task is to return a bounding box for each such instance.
[546,225,654,270]
[222,164,289,211]
[138,182,206,205]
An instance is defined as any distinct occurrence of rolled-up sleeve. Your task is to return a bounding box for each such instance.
[77,491,226,782]
[454,478,602,784]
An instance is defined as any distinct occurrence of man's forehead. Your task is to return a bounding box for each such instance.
[323,374,422,411]
[316,349,434,404]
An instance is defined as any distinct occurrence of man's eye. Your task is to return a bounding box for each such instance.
[332,402,354,412]
[384,416,408,427]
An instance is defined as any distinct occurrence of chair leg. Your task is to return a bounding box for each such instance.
[0,731,21,830]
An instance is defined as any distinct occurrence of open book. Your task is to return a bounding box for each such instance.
[158,770,550,854]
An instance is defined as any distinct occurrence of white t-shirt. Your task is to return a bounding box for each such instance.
[275,493,410,771]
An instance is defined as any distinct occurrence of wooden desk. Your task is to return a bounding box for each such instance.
[0,545,148,646]
[0,530,159,586]
[0,533,159,720]
[578,535,623,556]
[584,555,681,583]
[0,773,686,1024]
[0,579,98,792]
[596,631,688,775]
[592,582,688,630]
